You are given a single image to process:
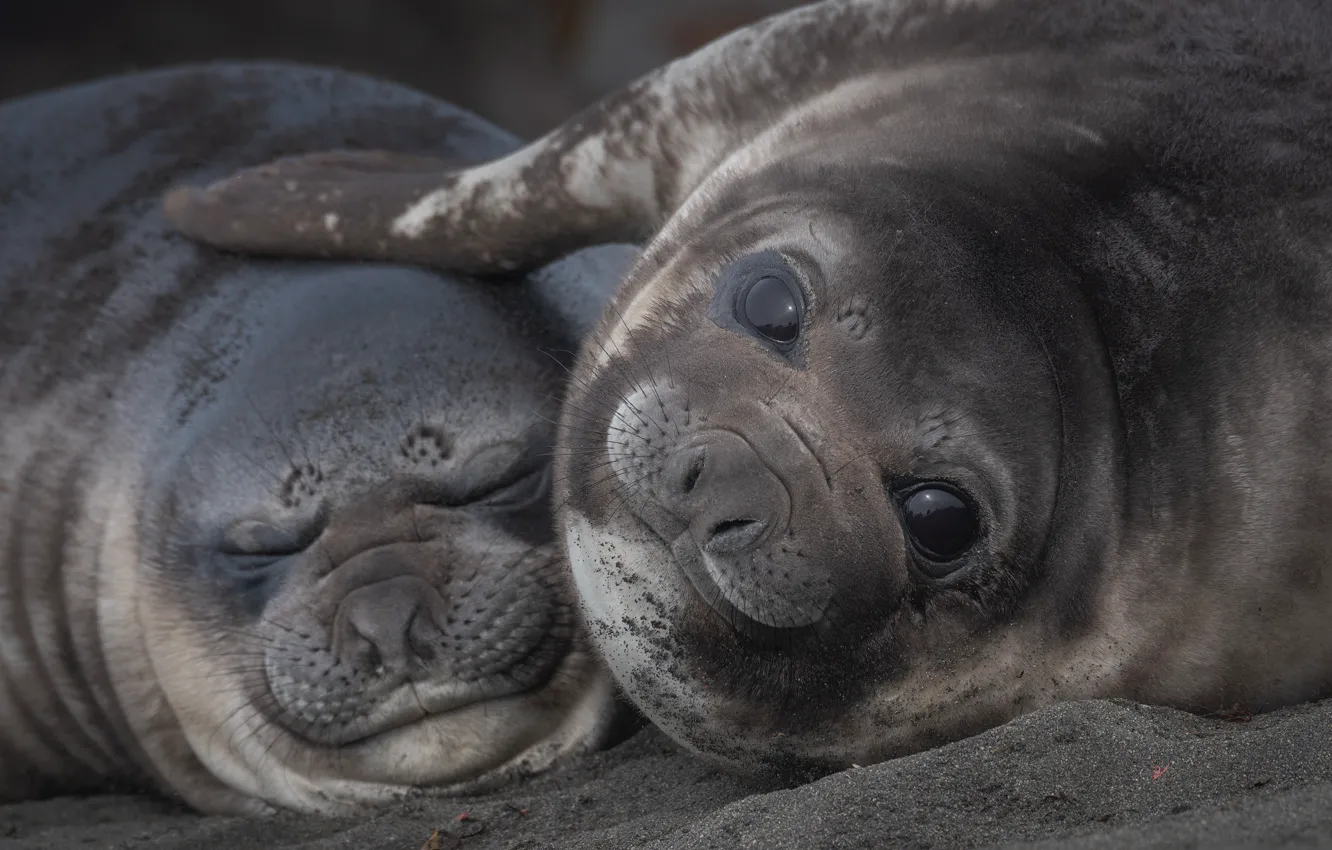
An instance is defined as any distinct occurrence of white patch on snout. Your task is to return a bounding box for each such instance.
[565,511,708,743]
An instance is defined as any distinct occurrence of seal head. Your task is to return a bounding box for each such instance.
[560,146,1105,777]
[0,64,630,814]
[128,267,618,812]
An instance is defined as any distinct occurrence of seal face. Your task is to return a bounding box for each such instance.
[0,64,632,814]
[562,168,1075,776]
[160,0,1332,786]
[130,271,617,813]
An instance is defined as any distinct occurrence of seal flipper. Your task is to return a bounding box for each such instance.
[162,149,483,267]
[163,0,904,274]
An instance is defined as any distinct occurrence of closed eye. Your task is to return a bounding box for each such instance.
[219,518,322,559]
[410,461,552,510]
[473,464,551,510]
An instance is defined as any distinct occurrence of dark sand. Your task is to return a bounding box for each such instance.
[5,696,1332,850]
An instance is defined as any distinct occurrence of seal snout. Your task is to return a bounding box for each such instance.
[261,528,569,745]
[332,574,441,674]
[597,377,910,652]
[660,436,783,558]
[314,542,558,689]
[645,428,842,644]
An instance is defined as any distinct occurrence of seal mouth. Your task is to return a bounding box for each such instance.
[703,518,770,554]
[617,507,829,648]
[302,635,573,750]
[667,527,831,646]
[636,407,847,640]
[255,531,577,749]
[263,618,574,748]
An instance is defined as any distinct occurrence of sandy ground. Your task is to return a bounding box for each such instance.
[5,696,1332,850]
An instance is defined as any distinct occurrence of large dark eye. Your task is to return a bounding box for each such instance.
[739,275,801,344]
[900,485,978,570]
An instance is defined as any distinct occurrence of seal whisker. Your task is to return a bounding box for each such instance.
[537,348,605,395]
[278,372,324,476]
[601,472,653,517]
[549,461,631,496]
[590,338,653,419]
[535,452,634,466]
[249,708,305,797]
[226,444,291,491]
[550,403,625,434]
[605,298,671,422]
[552,419,633,443]
[827,452,874,483]
[543,394,632,431]
[243,390,302,475]
[547,468,623,519]
[199,671,287,765]
[546,435,635,455]
[540,363,627,423]
[764,371,797,407]
[531,407,634,444]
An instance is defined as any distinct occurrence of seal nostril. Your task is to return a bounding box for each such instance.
[333,575,442,675]
[681,453,705,494]
[704,518,768,555]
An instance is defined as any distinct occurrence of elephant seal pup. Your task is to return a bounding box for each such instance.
[163,0,1332,782]
[0,64,635,815]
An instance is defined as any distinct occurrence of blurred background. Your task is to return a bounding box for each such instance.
[0,0,806,138]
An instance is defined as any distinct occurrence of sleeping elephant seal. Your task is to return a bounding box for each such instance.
[0,64,635,815]
[163,0,1332,784]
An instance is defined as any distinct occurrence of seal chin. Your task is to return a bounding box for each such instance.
[564,506,941,781]
[248,658,616,815]
[152,619,615,815]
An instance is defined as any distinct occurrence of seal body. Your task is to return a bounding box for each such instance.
[0,64,633,814]
[161,1,1332,782]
